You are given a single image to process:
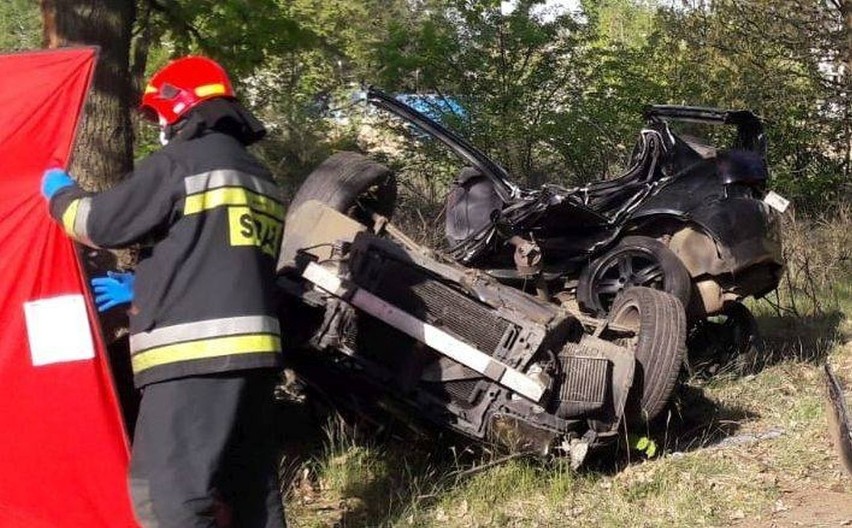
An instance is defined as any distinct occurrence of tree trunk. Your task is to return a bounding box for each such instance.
[40,0,138,345]
[40,0,135,191]
[842,0,852,181]
[844,0,852,73]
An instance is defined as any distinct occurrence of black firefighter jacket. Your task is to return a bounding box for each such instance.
[49,131,283,387]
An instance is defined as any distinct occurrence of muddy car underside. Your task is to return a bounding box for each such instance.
[278,200,686,461]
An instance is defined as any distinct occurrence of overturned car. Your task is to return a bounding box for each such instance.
[276,157,685,460]
[366,89,784,336]
[274,92,785,457]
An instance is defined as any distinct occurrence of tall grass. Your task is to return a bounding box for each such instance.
[284,205,852,527]
[747,205,852,369]
[760,204,852,319]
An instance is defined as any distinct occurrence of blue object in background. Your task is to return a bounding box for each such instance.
[395,93,467,123]
[41,168,74,199]
[320,89,468,128]
[91,271,135,312]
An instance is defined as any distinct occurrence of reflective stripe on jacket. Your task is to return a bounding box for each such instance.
[49,131,283,386]
[129,315,281,383]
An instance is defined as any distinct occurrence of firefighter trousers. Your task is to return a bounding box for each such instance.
[129,369,286,528]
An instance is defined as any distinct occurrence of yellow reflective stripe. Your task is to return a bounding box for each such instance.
[194,83,227,98]
[59,197,97,247]
[61,199,81,236]
[130,315,280,353]
[131,334,281,373]
[183,187,285,219]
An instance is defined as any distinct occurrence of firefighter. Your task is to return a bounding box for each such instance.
[41,56,286,528]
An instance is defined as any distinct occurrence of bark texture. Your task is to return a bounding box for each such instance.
[40,0,136,191]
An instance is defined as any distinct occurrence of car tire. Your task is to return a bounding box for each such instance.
[287,151,396,224]
[610,286,687,424]
[578,235,692,316]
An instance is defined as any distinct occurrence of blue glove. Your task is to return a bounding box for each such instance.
[41,168,75,199]
[91,271,135,312]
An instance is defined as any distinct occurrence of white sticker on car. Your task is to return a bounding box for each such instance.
[764,191,790,214]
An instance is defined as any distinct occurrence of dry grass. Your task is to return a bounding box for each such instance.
[287,343,851,527]
[284,208,852,527]
[762,204,852,319]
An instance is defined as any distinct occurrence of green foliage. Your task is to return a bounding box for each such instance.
[583,0,657,49]
[5,0,850,208]
[131,1,411,187]
[644,1,850,210]
[369,0,850,209]
[375,0,593,186]
[629,433,659,457]
[0,0,40,52]
[141,0,308,77]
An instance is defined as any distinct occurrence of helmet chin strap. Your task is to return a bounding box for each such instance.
[158,115,170,146]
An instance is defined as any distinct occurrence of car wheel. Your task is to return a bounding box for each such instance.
[287,151,397,225]
[578,235,692,316]
[610,286,687,424]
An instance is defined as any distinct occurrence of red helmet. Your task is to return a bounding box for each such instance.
[140,56,235,124]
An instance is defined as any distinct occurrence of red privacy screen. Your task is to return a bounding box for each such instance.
[0,48,138,527]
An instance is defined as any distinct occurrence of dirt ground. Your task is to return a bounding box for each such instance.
[750,490,852,527]
[287,293,852,527]
[750,338,852,528]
